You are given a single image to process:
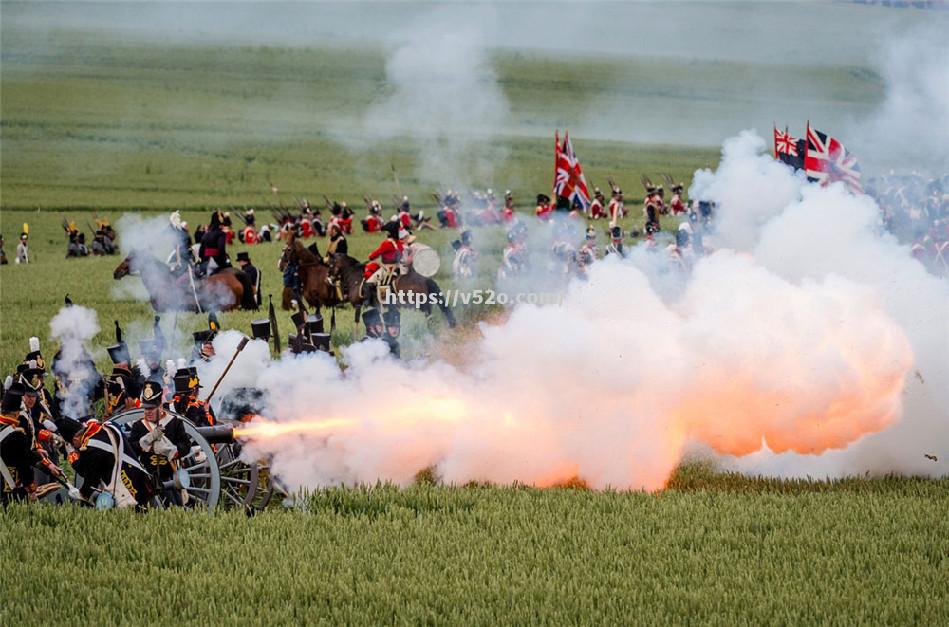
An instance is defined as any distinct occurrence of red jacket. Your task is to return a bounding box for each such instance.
[368,239,402,264]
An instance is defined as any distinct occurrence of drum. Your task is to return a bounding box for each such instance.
[412,245,440,277]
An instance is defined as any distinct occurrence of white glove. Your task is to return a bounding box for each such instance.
[43,419,58,432]
[138,428,162,449]
[153,439,178,460]
[68,486,83,500]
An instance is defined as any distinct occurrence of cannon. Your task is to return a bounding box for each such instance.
[89,408,275,512]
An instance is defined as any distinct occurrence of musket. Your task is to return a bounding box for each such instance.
[203,337,250,404]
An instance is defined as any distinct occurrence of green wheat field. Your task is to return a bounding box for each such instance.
[2,3,947,624]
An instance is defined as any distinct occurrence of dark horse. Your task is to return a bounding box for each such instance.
[114,252,255,312]
[327,253,456,328]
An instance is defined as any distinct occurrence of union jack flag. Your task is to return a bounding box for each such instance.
[774,126,805,171]
[774,126,798,157]
[805,123,863,194]
[553,131,591,210]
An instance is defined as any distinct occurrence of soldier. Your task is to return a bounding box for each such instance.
[502,191,516,223]
[362,222,403,306]
[578,227,598,268]
[236,252,261,309]
[589,188,606,220]
[534,194,553,222]
[437,192,460,229]
[608,187,625,227]
[129,379,191,505]
[398,197,414,231]
[361,201,385,233]
[56,416,153,509]
[452,230,479,280]
[16,231,29,264]
[1,383,65,504]
[197,210,229,277]
[383,308,401,358]
[498,228,529,280]
[605,226,626,258]
[0,233,7,265]
[170,368,215,427]
[324,222,348,260]
[669,183,687,215]
[361,307,385,339]
[644,198,661,235]
[240,209,258,245]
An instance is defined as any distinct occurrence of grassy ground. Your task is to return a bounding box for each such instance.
[2,465,947,624]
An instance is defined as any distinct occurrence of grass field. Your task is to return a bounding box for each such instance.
[2,7,947,625]
[2,465,947,624]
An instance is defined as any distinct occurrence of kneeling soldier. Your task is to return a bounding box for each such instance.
[56,416,153,508]
[1,383,66,504]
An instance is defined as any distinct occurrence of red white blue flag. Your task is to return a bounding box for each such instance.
[554,131,591,210]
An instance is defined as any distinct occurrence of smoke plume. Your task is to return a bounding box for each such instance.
[49,305,101,419]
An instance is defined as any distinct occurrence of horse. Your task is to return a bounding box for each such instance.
[276,233,341,328]
[114,252,255,312]
[327,253,456,328]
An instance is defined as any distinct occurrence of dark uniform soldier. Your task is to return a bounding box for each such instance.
[129,380,191,504]
[1,383,65,504]
[171,368,215,427]
[197,210,229,277]
[56,416,153,508]
[236,252,261,309]
[383,308,401,358]
[362,307,385,340]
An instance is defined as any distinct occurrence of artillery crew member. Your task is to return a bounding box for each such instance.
[1,383,65,504]
[171,368,215,428]
[361,307,384,340]
[383,308,401,358]
[57,416,153,508]
[129,380,191,504]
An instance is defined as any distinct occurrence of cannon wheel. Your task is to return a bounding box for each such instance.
[108,409,221,511]
[215,442,265,510]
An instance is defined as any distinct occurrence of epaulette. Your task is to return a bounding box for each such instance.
[79,421,103,450]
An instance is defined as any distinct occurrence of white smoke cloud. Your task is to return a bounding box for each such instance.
[854,25,949,172]
[222,133,944,491]
[49,305,100,419]
[348,6,511,186]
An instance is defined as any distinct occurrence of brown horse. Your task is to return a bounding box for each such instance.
[114,252,255,312]
[328,253,456,327]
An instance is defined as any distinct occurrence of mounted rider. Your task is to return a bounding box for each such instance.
[197,210,230,278]
[362,221,403,305]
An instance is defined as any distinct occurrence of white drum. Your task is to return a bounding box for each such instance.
[412,245,440,277]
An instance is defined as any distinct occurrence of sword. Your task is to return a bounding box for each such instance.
[187,266,203,313]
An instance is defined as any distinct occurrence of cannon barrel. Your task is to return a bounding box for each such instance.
[194,424,236,444]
